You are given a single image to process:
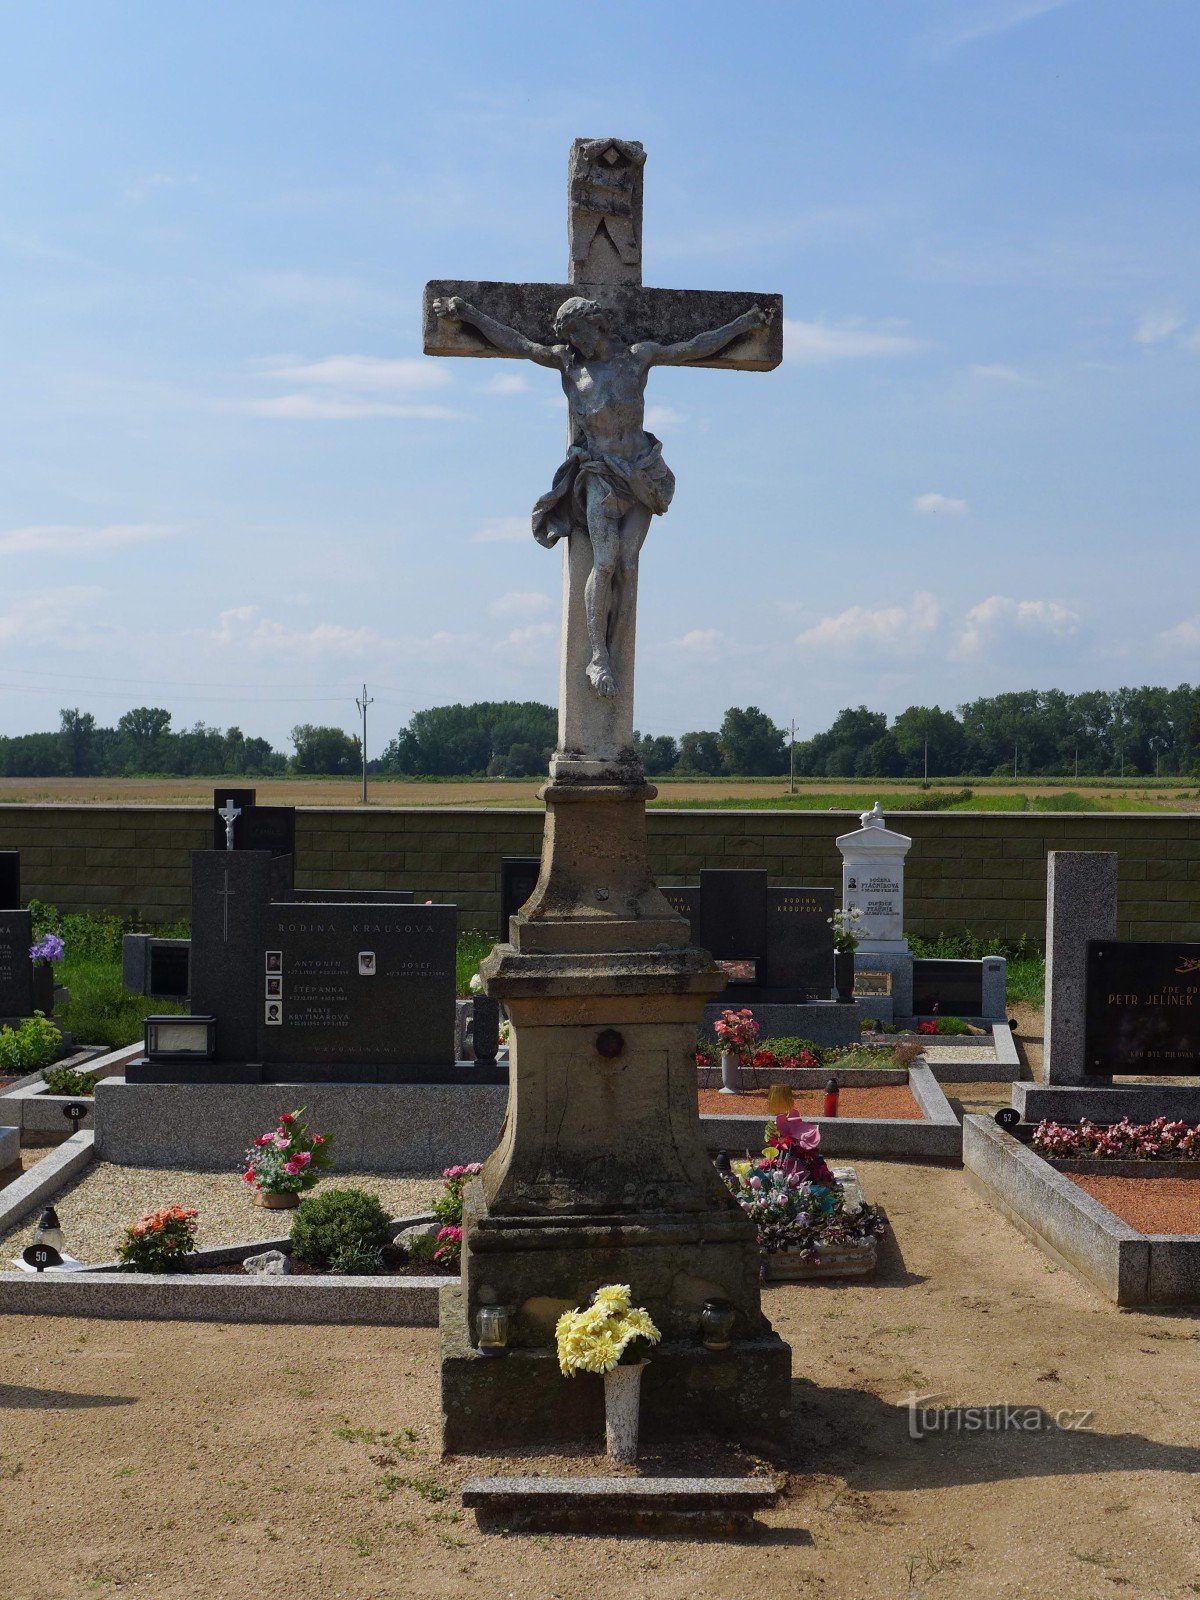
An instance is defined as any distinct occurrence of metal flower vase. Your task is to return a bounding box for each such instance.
[604,1361,647,1464]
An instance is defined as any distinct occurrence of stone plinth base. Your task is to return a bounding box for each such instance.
[439,1286,791,1454]
[1013,1083,1200,1125]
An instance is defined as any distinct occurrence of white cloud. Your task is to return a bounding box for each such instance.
[265,355,448,392]
[0,522,177,556]
[472,515,528,544]
[203,604,466,664]
[914,492,968,516]
[0,587,105,645]
[1156,615,1200,652]
[644,405,684,431]
[784,318,922,364]
[1135,309,1186,345]
[487,591,553,621]
[969,363,1032,384]
[795,593,940,657]
[671,628,724,655]
[926,0,1076,55]
[245,395,459,421]
[955,595,1079,656]
[501,621,557,655]
[485,373,529,396]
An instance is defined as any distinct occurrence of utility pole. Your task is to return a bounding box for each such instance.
[923,737,928,786]
[1013,739,1018,781]
[1075,745,1079,780]
[355,684,374,805]
[788,720,796,795]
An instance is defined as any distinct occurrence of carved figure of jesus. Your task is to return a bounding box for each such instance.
[432,293,772,697]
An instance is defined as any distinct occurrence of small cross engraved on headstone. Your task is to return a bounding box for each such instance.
[217,867,236,943]
[217,798,241,851]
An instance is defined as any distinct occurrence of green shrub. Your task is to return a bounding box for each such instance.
[761,1035,825,1065]
[0,1013,62,1075]
[404,1231,439,1266]
[934,1016,972,1036]
[329,1241,386,1275]
[457,930,493,996]
[289,1188,391,1268]
[42,1062,101,1096]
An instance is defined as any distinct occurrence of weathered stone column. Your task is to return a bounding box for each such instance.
[1044,850,1118,1085]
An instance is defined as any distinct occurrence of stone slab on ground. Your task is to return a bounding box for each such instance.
[921,1023,1021,1081]
[963,1113,1200,1306]
[94,1076,508,1171]
[461,1475,779,1535]
[1013,1083,1200,1124]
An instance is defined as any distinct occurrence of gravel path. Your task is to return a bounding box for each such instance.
[0,1163,443,1265]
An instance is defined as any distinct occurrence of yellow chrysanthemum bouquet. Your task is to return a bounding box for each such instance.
[555,1283,661,1376]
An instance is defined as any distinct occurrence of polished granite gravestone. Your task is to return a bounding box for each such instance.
[1085,939,1200,1076]
[257,899,457,1078]
[211,787,296,860]
[500,856,541,942]
[0,852,19,910]
[661,869,835,1002]
[127,848,474,1084]
[0,909,33,1018]
[122,935,191,999]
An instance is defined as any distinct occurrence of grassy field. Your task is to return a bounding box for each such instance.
[1,774,1197,811]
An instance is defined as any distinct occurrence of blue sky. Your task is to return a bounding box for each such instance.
[3,0,1200,751]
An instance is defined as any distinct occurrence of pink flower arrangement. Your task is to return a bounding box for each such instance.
[242,1108,332,1196]
[433,1224,463,1269]
[1033,1116,1200,1162]
[713,1008,761,1061]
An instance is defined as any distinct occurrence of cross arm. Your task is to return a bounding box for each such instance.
[424,280,783,371]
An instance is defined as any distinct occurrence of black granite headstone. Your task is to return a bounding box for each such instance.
[122,935,191,999]
[662,869,834,1003]
[212,788,296,860]
[189,850,275,1069]
[1085,939,1200,1076]
[0,852,19,910]
[912,959,984,1018]
[0,910,34,1017]
[500,856,541,940]
[258,900,457,1077]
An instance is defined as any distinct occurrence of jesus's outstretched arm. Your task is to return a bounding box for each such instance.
[431,296,561,368]
[637,304,773,368]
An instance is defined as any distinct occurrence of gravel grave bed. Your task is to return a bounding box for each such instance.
[0,1164,444,1265]
[1066,1173,1200,1234]
[696,1085,921,1120]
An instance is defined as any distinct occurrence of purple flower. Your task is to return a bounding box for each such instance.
[30,933,65,966]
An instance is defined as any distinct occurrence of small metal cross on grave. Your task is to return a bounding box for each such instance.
[217,797,241,851]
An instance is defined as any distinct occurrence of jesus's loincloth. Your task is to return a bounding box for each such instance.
[531,434,675,548]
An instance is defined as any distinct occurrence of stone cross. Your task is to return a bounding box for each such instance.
[424,138,783,782]
[217,798,241,850]
[217,866,236,943]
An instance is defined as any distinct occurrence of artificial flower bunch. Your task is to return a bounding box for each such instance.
[828,906,863,953]
[750,1044,820,1071]
[117,1204,199,1272]
[29,932,65,967]
[713,1007,761,1060]
[722,1112,887,1261]
[1033,1116,1200,1161]
[242,1108,332,1196]
[555,1284,661,1377]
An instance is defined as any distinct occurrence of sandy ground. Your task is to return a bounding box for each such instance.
[1068,1173,1200,1233]
[1,1158,1198,1600]
[697,1085,921,1120]
[0,1166,443,1264]
[0,775,1194,810]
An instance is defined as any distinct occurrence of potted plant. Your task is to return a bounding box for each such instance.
[722,1111,887,1280]
[555,1284,661,1463]
[242,1108,332,1208]
[117,1204,199,1272]
[712,1007,761,1095]
[828,907,863,1001]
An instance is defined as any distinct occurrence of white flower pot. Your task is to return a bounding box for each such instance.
[718,1052,742,1095]
[604,1361,647,1464]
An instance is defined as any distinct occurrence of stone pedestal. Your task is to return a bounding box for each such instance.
[835,802,912,956]
[441,775,792,1454]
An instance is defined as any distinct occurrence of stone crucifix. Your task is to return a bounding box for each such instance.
[424,138,783,782]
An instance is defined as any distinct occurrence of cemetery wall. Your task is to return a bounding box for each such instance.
[1,805,1198,943]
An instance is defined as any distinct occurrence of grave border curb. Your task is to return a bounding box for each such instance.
[962,1113,1200,1306]
[0,1129,95,1236]
[700,1062,961,1161]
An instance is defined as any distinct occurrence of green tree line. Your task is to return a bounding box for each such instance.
[4,687,1200,779]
